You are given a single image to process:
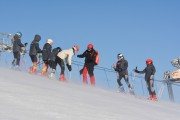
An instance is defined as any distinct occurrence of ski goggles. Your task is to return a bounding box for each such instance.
[117,56,123,59]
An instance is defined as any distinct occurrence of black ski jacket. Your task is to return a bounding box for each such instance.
[29,34,41,56]
[49,48,61,61]
[136,64,156,81]
[42,43,52,61]
[77,49,97,66]
[13,34,25,52]
[114,59,128,76]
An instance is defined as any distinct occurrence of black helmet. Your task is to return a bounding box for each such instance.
[56,47,62,52]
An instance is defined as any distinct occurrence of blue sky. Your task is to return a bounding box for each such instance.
[1,0,180,101]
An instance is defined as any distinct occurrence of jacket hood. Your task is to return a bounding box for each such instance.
[33,34,41,42]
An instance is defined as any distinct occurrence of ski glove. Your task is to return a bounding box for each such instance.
[77,55,83,58]
[79,69,83,75]
[150,75,154,80]
[134,69,139,73]
[66,64,72,71]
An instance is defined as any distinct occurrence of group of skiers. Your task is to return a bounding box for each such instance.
[28,34,80,81]
[11,32,98,85]
[11,32,157,101]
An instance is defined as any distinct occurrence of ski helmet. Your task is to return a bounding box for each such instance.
[146,59,153,64]
[117,53,123,59]
[47,39,53,44]
[56,47,62,52]
[16,32,22,38]
[74,45,79,51]
[87,44,93,49]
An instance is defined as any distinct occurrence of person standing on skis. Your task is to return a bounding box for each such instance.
[12,32,27,70]
[134,59,157,100]
[29,34,42,74]
[57,45,79,81]
[77,44,97,86]
[41,39,53,76]
[113,53,133,93]
[48,47,62,79]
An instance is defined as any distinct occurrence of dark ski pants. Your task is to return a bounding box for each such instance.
[146,79,156,96]
[49,57,63,71]
[117,74,131,88]
[58,58,65,75]
[30,55,37,63]
[12,51,21,66]
[49,60,57,70]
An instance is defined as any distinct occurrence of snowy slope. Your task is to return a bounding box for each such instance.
[0,67,180,120]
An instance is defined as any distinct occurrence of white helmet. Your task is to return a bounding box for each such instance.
[117,53,124,59]
[47,39,53,44]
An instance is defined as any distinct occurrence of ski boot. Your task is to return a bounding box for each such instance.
[41,72,47,77]
[41,65,48,77]
[14,65,21,71]
[147,95,153,100]
[29,66,36,74]
[49,73,56,79]
[59,74,66,81]
[128,88,135,95]
[31,62,37,74]
[151,95,158,101]
[48,69,56,79]
[11,62,17,70]
[29,67,33,73]
[117,86,125,93]
[11,59,16,69]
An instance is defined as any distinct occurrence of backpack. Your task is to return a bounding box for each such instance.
[95,50,99,65]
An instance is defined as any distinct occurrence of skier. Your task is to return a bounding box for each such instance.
[29,34,42,74]
[57,45,79,81]
[41,39,53,76]
[48,47,62,79]
[113,53,133,93]
[77,44,97,86]
[134,59,157,101]
[12,32,28,70]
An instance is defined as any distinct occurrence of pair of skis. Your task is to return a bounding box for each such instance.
[116,71,136,96]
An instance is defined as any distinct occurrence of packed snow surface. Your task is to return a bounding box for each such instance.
[0,67,180,120]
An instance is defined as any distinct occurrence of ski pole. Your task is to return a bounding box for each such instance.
[69,71,72,80]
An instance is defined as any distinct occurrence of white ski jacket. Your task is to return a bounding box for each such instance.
[57,48,74,65]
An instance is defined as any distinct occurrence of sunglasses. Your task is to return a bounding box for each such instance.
[87,48,92,51]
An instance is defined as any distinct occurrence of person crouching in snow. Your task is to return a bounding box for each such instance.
[56,45,79,81]
[29,34,42,74]
[134,59,157,101]
[48,47,62,79]
[41,39,53,76]
[113,53,133,94]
